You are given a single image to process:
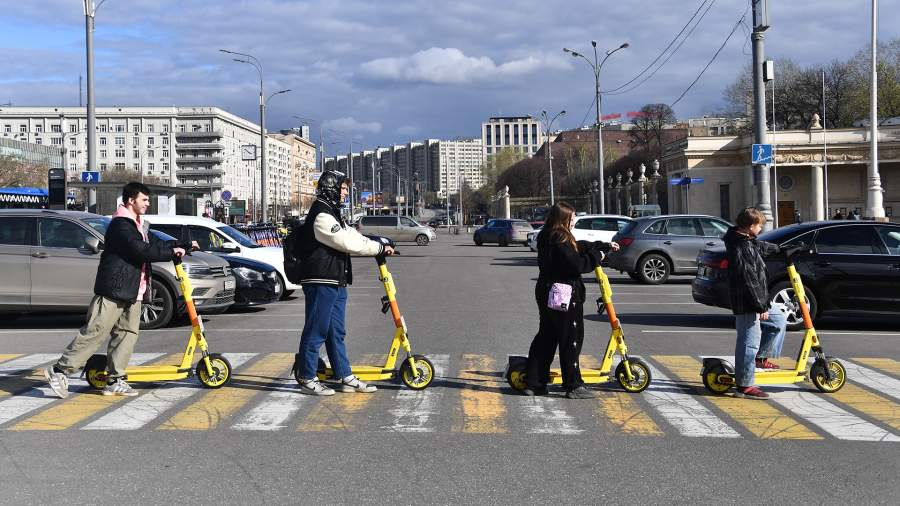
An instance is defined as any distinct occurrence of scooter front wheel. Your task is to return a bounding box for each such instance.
[506,362,527,392]
[399,355,434,390]
[702,362,733,395]
[84,354,108,390]
[197,353,232,388]
[810,358,846,393]
[615,358,652,393]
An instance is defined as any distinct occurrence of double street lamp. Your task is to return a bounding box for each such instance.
[563,41,628,214]
[541,109,566,205]
[220,48,290,223]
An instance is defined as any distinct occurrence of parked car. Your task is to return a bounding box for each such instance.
[473,219,532,246]
[693,221,900,330]
[606,214,733,284]
[211,253,280,307]
[526,215,632,253]
[527,227,541,252]
[355,215,436,245]
[143,214,297,297]
[0,209,235,329]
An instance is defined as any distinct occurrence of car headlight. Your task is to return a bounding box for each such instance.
[233,266,264,281]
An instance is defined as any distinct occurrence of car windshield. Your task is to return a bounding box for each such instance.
[218,225,260,248]
[82,216,177,242]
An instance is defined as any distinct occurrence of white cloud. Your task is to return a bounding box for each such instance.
[358,47,569,84]
[322,116,382,134]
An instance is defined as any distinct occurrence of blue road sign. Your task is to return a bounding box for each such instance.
[751,143,773,165]
[221,190,232,201]
[81,171,101,183]
[670,177,704,186]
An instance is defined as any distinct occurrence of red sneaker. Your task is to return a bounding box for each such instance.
[755,358,780,369]
[736,386,769,399]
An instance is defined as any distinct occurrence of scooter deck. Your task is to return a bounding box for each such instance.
[546,368,612,385]
[123,365,192,382]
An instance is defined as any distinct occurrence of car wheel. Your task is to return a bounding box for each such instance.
[637,253,670,284]
[272,273,287,300]
[416,234,430,246]
[140,279,174,330]
[474,234,483,246]
[498,235,509,247]
[770,280,818,332]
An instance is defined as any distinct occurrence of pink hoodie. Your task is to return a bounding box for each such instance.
[113,205,149,300]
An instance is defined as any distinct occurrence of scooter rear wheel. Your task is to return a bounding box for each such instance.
[506,362,527,392]
[702,362,733,395]
[615,358,652,393]
[810,358,846,393]
[84,354,108,390]
[399,355,434,390]
[197,353,232,389]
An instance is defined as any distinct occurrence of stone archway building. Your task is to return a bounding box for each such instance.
[661,124,900,224]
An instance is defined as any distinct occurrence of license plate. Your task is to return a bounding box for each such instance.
[224,278,235,290]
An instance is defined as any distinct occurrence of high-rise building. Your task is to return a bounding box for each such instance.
[436,139,484,197]
[481,116,544,159]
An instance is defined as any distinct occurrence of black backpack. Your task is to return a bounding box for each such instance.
[282,223,306,284]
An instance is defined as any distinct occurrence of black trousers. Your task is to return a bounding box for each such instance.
[526,293,585,391]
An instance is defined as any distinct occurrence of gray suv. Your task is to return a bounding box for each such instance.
[606,214,732,284]
[0,209,236,329]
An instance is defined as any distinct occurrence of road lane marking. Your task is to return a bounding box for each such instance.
[381,354,448,433]
[824,384,900,433]
[7,353,169,431]
[0,354,22,364]
[597,392,664,436]
[843,360,900,404]
[157,353,292,431]
[851,358,900,378]
[2,353,162,429]
[517,396,583,434]
[0,354,58,376]
[82,353,256,431]
[654,355,821,440]
[643,362,741,438]
[452,354,507,434]
[296,354,384,432]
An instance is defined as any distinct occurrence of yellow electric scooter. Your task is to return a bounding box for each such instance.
[292,236,435,390]
[84,254,233,390]
[506,262,652,393]
[701,246,847,394]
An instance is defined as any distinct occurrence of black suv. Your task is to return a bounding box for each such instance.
[693,221,900,329]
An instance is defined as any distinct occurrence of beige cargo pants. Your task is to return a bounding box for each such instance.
[55,295,142,380]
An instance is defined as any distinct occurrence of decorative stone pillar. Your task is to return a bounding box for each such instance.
[638,163,648,206]
[590,180,599,213]
[624,169,634,212]
[615,173,623,215]
[810,164,825,220]
[606,176,615,214]
[648,160,661,205]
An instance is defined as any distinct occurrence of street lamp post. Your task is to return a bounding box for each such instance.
[541,109,566,205]
[564,41,628,214]
[83,0,107,212]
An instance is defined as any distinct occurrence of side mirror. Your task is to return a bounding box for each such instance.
[85,236,102,254]
[221,242,240,252]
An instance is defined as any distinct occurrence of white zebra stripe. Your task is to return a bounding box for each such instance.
[82,353,256,431]
[843,360,900,403]
[644,364,741,438]
[0,353,163,426]
[381,354,448,433]
[0,354,59,376]
[231,384,306,431]
[769,385,900,442]
[519,397,583,435]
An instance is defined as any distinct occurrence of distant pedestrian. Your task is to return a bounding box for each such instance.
[43,182,196,398]
[793,209,802,224]
[832,211,844,220]
[850,210,861,220]
[524,202,619,399]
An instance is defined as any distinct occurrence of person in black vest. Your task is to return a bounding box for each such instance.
[525,202,618,399]
[293,171,394,396]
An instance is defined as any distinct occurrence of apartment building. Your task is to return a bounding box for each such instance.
[269,128,318,214]
[481,116,544,158]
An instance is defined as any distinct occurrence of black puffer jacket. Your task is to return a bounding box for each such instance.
[723,226,780,314]
[535,230,606,304]
[94,216,178,303]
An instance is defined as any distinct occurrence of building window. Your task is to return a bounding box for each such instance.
[51,124,61,133]
[99,137,107,146]
[147,124,154,133]
[35,125,43,133]
[70,137,77,146]
[162,150,169,157]
[133,150,140,158]
[133,136,139,146]
[485,126,491,145]
[133,124,140,133]
[163,163,169,171]
[162,124,169,133]
[99,124,107,133]
[115,137,125,145]
[147,137,155,146]
[100,163,107,171]
[19,125,26,133]
[51,137,62,145]
[70,151,77,159]
[179,124,185,132]
[147,150,154,158]
[4,124,11,133]
[70,124,77,133]
[35,138,42,145]
[133,163,139,170]
[115,163,125,171]
[192,125,201,132]
[115,124,124,132]
[513,125,519,145]
[148,163,155,171]
[115,149,125,158]
[162,137,169,145]
[531,124,537,144]
[100,149,107,158]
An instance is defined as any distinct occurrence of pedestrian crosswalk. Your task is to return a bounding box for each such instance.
[1,352,899,443]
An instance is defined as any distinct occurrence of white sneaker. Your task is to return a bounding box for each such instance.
[340,375,377,393]
[102,378,138,397]
[44,366,69,399]
[299,378,335,396]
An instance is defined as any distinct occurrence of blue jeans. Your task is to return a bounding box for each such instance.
[734,303,788,387]
[298,285,351,381]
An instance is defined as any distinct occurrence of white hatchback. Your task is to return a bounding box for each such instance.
[143,215,299,296]
[529,214,633,252]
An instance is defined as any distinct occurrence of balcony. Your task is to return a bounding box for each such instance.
[174,130,223,139]
[176,167,224,177]
[175,142,224,150]
[176,181,223,190]
[176,156,223,165]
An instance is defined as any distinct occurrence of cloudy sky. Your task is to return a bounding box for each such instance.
[1,0,895,150]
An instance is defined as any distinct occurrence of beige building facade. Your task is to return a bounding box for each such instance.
[268,129,317,215]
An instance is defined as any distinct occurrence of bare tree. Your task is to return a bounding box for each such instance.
[0,155,48,187]
[629,103,676,162]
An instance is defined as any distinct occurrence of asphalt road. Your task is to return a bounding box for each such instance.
[1,232,899,504]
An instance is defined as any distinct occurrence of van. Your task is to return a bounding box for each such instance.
[143,214,297,297]
[356,215,437,246]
